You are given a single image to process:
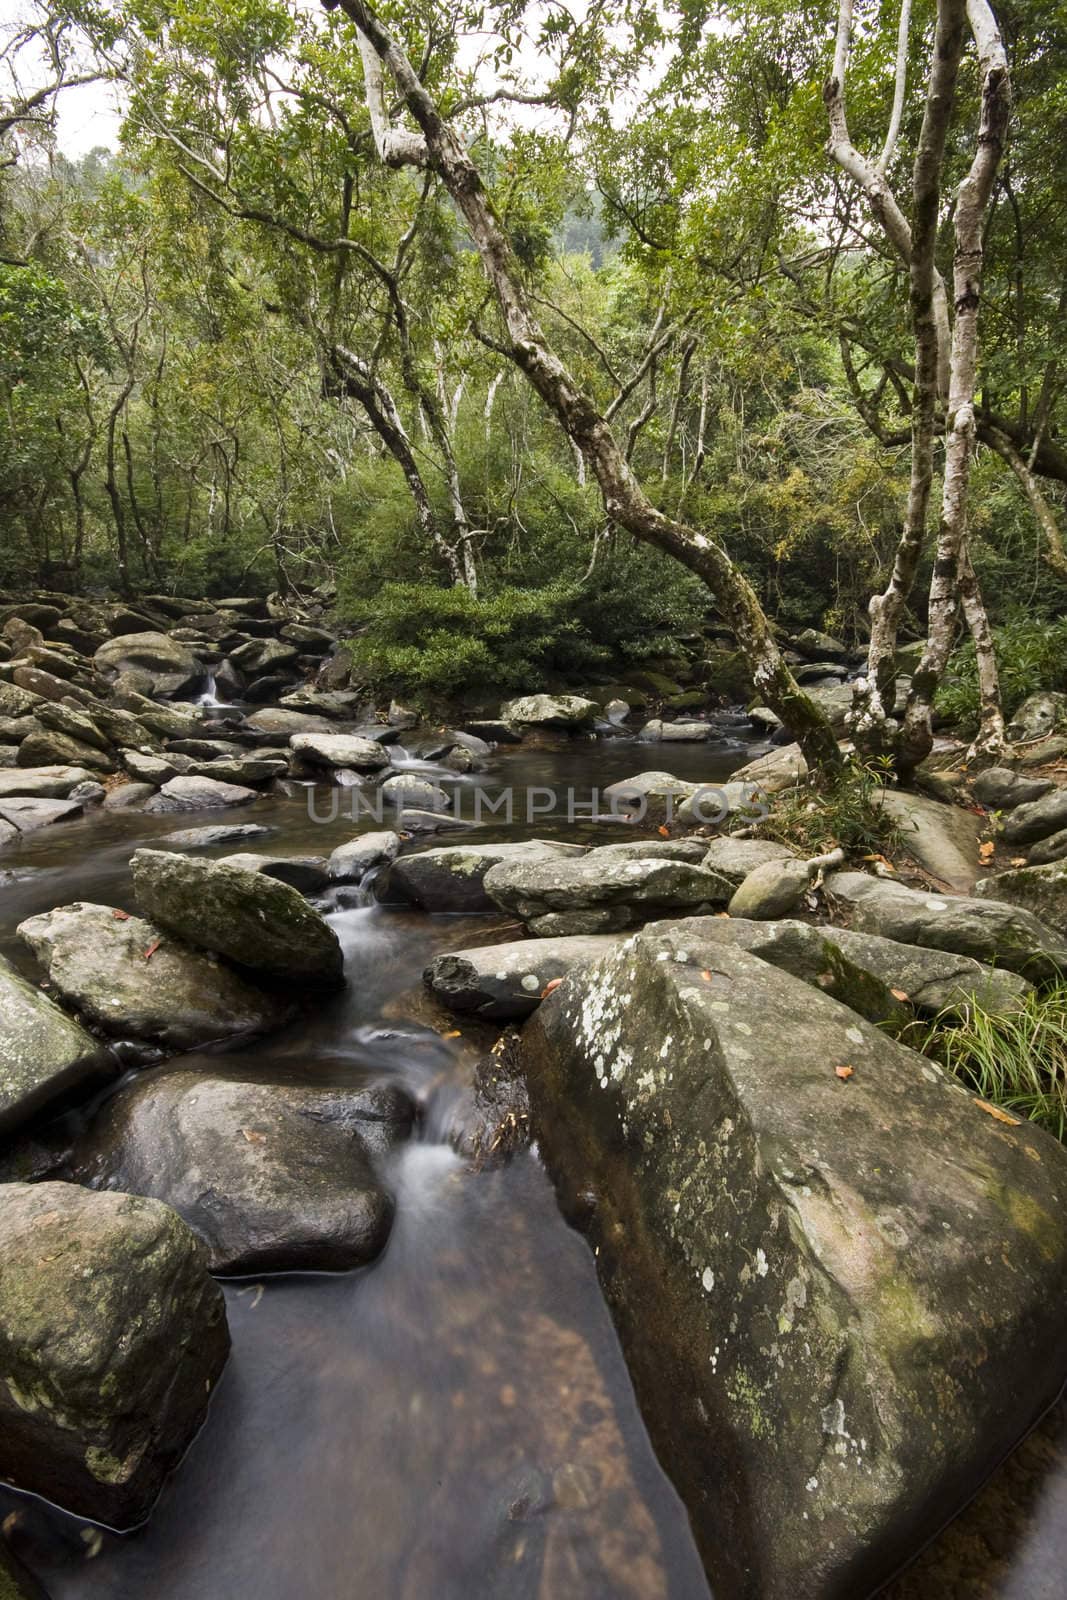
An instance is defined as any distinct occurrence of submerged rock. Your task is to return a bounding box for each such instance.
[385,840,586,913]
[0,796,82,834]
[520,929,1067,1600]
[161,822,273,849]
[0,954,109,1134]
[67,1069,412,1274]
[424,933,622,1020]
[130,849,344,985]
[18,903,290,1051]
[0,1182,229,1527]
[484,847,733,936]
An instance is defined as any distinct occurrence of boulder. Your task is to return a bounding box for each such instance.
[701,837,799,889]
[18,903,290,1051]
[793,626,849,660]
[499,693,598,730]
[971,767,1054,811]
[1002,787,1067,846]
[103,783,156,812]
[161,822,274,849]
[0,684,42,720]
[384,840,586,913]
[461,719,523,744]
[425,934,621,1020]
[640,719,710,742]
[0,765,93,800]
[879,788,982,892]
[328,830,401,882]
[380,772,451,810]
[1029,827,1067,867]
[520,929,1067,1600]
[826,870,1067,981]
[974,860,1067,938]
[484,847,733,936]
[130,849,344,985]
[67,1070,412,1274]
[34,701,111,752]
[94,631,201,696]
[228,637,299,676]
[277,688,355,719]
[728,858,813,919]
[601,770,699,824]
[185,756,287,786]
[16,728,113,773]
[730,742,808,794]
[592,839,709,862]
[289,732,391,772]
[143,775,258,813]
[0,1182,229,1526]
[123,750,192,785]
[214,852,329,894]
[1006,690,1067,743]
[0,797,82,834]
[0,954,108,1134]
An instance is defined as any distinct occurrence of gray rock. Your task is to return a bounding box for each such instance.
[701,837,799,888]
[130,848,344,984]
[484,847,733,935]
[974,860,1067,938]
[971,767,1054,810]
[0,953,108,1134]
[826,870,1067,981]
[0,1181,229,1527]
[16,728,113,772]
[879,788,982,892]
[161,822,274,849]
[730,742,808,794]
[18,903,290,1051]
[1006,690,1067,743]
[521,930,1067,1600]
[592,839,709,862]
[425,934,622,1019]
[793,626,849,660]
[123,749,192,785]
[395,807,480,834]
[94,631,201,696]
[601,770,699,824]
[68,780,105,807]
[1029,827,1067,866]
[0,796,82,833]
[103,782,156,811]
[228,637,299,676]
[604,698,630,724]
[214,852,329,894]
[0,683,43,721]
[0,765,93,800]
[143,775,259,813]
[1002,786,1067,846]
[68,1069,412,1274]
[385,840,585,913]
[328,830,401,882]
[277,688,354,719]
[290,732,391,772]
[728,858,813,919]
[34,700,111,752]
[640,719,710,742]
[244,707,334,737]
[185,756,287,786]
[380,772,451,810]
[499,693,598,730]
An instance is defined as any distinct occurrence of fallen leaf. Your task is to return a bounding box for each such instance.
[240,1128,266,1144]
[441,1028,461,1039]
[978,841,995,861]
[975,1099,1021,1126]
[111,908,130,920]
[1011,857,1028,867]
[143,939,161,961]
[890,987,910,1002]
[835,1064,855,1080]
[700,969,713,982]
[657,824,670,837]
[541,977,563,998]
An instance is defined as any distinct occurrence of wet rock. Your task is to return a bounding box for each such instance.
[0,954,108,1134]
[701,837,799,888]
[103,782,156,811]
[0,797,82,833]
[328,829,401,882]
[143,775,258,813]
[826,870,1067,981]
[484,848,733,935]
[161,822,274,849]
[425,934,622,1020]
[395,807,480,834]
[640,719,709,742]
[451,1030,531,1164]
[289,732,391,772]
[1002,787,1067,846]
[974,860,1067,938]
[94,632,201,697]
[499,694,598,730]
[1006,690,1067,743]
[130,848,344,985]
[521,930,1067,1600]
[18,903,290,1051]
[68,1069,412,1273]
[0,766,93,800]
[0,1182,229,1527]
[214,852,329,894]
[879,789,982,892]
[386,840,586,913]
[460,718,523,744]
[971,767,1054,811]
[16,728,113,773]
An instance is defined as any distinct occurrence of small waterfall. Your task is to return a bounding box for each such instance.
[195,668,222,708]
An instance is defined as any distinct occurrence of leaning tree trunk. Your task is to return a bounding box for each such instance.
[329,0,842,773]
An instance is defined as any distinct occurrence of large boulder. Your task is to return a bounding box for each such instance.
[1002,786,1067,846]
[0,1182,229,1527]
[730,743,808,794]
[130,848,344,985]
[424,933,622,1020]
[0,765,93,800]
[701,837,799,888]
[143,775,258,813]
[0,796,83,834]
[17,903,291,1051]
[971,767,1054,811]
[228,637,299,677]
[826,870,1067,981]
[499,693,598,730]
[94,631,201,696]
[244,707,334,737]
[974,860,1067,938]
[0,954,108,1134]
[520,929,1067,1600]
[328,829,401,882]
[484,847,733,935]
[67,1069,412,1274]
[384,840,585,913]
[601,770,699,825]
[16,728,113,773]
[289,732,391,772]
[1006,690,1067,743]
[879,789,982,892]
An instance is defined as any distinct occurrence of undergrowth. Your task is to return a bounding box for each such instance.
[756,756,900,858]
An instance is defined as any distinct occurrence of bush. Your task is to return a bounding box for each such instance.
[936,615,1067,735]
[757,756,900,858]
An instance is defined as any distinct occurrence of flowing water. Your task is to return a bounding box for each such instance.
[0,734,1064,1598]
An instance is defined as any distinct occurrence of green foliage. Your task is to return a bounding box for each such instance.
[936,616,1067,735]
[758,756,900,857]
[903,986,1067,1142]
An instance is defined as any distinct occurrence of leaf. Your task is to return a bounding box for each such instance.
[541,977,563,998]
[700,969,713,982]
[1010,857,1028,867]
[890,987,909,1001]
[834,1064,855,1080]
[440,1028,461,1038]
[111,908,130,920]
[240,1128,266,1144]
[975,1099,1021,1126]
[978,841,995,861]
[143,939,161,961]
[657,824,670,837]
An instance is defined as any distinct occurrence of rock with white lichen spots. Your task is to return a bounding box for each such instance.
[484,848,734,935]
[424,934,623,1019]
[520,927,1067,1600]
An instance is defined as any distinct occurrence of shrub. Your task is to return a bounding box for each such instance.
[936,615,1067,735]
[756,756,899,858]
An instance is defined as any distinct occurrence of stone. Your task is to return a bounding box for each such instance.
[425,934,622,1020]
[601,770,699,824]
[395,808,480,834]
[640,719,710,742]
[826,870,1067,982]
[384,840,586,913]
[0,797,82,833]
[160,822,274,849]
[1006,690,1067,743]
[701,837,799,888]
[11,666,83,705]
[143,775,259,813]
[185,756,287,786]
[520,930,1067,1600]
[0,954,108,1134]
[0,765,93,800]
[103,782,156,811]
[68,1070,412,1274]
[793,626,849,659]
[123,749,192,785]
[277,688,354,720]
[328,830,401,882]
[16,728,113,773]
[604,698,630,724]
[18,903,290,1051]
[280,622,334,649]
[1002,787,1067,846]
[94,631,201,696]
[974,860,1067,938]
[484,848,733,935]
[379,772,451,810]
[499,693,598,730]
[460,719,523,744]
[130,848,344,984]
[228,637,299,676]
[214,852,329,894]
[0,683,42,720]
[136,705,202,742]
[289,732,391,771]
[0,1182,229,1527]
[730,742,808,794]
[1029,827,1067,866]
[33,700,111,752]
[971,767,1054,810]
[592,839,709,862]
[879,788,982,892]
[728,858,813,919]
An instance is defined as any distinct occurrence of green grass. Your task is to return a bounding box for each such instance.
[758,756,900,859]
[905,985,1067,1141]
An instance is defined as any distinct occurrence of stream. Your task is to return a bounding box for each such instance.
[0,735,1064,1598]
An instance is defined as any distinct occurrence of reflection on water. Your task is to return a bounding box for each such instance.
[0,736,1064,1597]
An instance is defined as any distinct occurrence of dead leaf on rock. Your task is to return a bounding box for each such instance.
[835,1064,855,1080]
[978,841,996,861]
[143,939,161,961]
[541,977,563,998]
[240,1128,267,1144]
[890,987,910,1002]
[111,908,130,920]
[975,1099,1021,1126]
